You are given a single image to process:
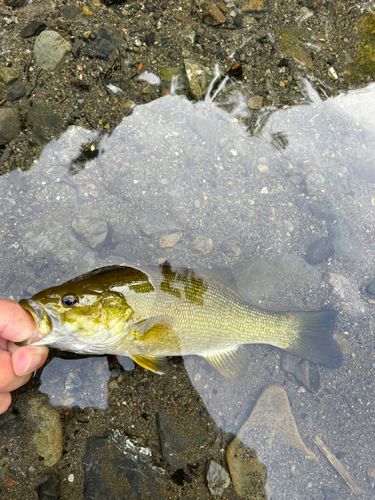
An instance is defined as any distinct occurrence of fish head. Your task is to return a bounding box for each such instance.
[19,281,134,354]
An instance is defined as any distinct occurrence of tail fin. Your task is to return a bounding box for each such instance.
[286,310,342,368]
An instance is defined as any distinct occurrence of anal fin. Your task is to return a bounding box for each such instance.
[203,346,249,380]
[130,354,169,375]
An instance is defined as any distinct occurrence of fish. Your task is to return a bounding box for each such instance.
[18,262,343,379]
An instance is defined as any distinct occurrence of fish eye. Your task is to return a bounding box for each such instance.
[61,294,78,307]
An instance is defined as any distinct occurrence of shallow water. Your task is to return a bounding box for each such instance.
[2,79,375,498]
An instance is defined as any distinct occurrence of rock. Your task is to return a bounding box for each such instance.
[234,255,321,303]
[328,66,338,80]
[241,0,265,11]
[202,4,226,26]
[35,474,60,500]
[367,281,375,295]
[26,103,64,146]
[321,485,338,500]
[192,236,214,255]
[159,232,182,248]
[71,210,108,249]
[5,0,27,6]
[0,66,19,85]
[304,236,334,265]
[257,163,268,173]
[324,272,366,316]
[226,385,315,498]
[248,95,263,109]
[0,108,20,145]
[83,5,93,15]
[34,30,72,72]
[353,151,375,183]
[138,211,182,236]
[234,13,243,27]
[20,20,46,38]
[24,394,63,466]
[305,171,325,194]
[226,440,267,499]
[0,466,9,485]
[0,412,21,440]
[72,39,85,58]
[82,430,168,499]
[206,459,230,496]
[157,411,192,471]
[39,357,109,409]
[289,174,302,185]
[7,82,26,101]
[0,148,11,163]
[85,30,116,60]
[160,66,186,85]
[61,5,81,20]
[23,221,92,265]
[184,59,211,100]
[281,352,321,392]
[329,218,363,260]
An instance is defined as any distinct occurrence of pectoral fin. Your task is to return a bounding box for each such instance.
[130,354,169,375]
[132,316,162,335]
[203,346,249,379]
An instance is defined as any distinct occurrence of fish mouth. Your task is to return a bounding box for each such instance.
[17,299,54,346]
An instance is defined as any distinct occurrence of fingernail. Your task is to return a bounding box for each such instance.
[23,354,43,375]
[17,350,44,376]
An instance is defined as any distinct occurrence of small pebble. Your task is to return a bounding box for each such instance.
[366,281,375,296]
[257,164,269,173]
[68,474,74,483]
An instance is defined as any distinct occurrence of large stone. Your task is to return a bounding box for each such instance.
[7,82,26,101]
[0,108,20,145]
[226,439,267,499]
[202,5,226,25]
[23,221,93,265]
[192,236,214,255]
[157,411,192,471]
[304,236,334,265]
[34,30,72,71]
[329,218,363,260]
[24,394,63,466]
[324,272,366,316]
[184,59,211,100]
[35,474,60,500]
[137,211,181,236]
[206,459,231,496]
[0,66,19,84]
[20,20,46,38]
[26,103,64,145]
[281,352,321,392]
[82,430,168,500]
[71,210,108,249]
[226,385,316,498]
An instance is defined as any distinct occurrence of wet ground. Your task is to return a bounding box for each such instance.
[1,0,375,499]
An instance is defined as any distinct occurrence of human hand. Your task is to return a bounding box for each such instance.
[0,299,48,414]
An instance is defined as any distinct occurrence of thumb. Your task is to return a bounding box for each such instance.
[11,345,49,376]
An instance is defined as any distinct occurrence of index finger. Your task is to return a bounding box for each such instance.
[0,299,36,343]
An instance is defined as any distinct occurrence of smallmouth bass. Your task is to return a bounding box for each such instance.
[19,263,342,378]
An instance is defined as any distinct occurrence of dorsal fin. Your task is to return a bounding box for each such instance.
[66,265,128,283]
[199,268,239,293]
